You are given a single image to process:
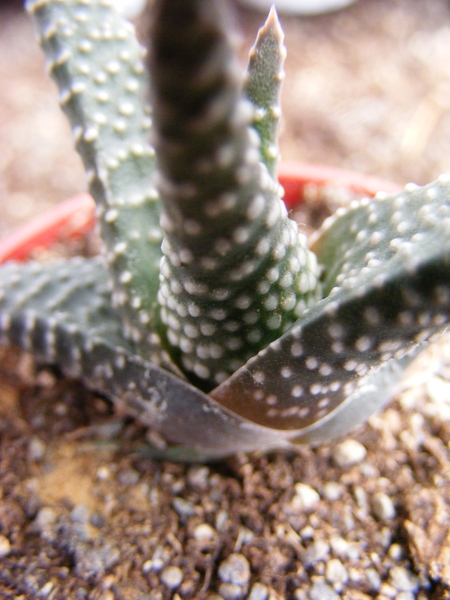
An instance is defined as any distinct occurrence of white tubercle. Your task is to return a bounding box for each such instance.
[110,0,146,20]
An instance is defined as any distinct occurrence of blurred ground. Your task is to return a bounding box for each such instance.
[2,0,450,238]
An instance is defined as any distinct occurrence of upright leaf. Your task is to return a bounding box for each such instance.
[148,0,321,389]
[26,0,165,361]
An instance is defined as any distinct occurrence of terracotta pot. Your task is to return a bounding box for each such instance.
[0,163,401,263]
[0,193,96,263]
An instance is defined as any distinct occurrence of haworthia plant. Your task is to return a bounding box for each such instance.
[0,0,449,459]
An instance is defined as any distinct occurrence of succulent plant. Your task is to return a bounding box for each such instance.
[1,0,450,460]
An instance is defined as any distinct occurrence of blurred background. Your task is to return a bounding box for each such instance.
[1,0,450,238]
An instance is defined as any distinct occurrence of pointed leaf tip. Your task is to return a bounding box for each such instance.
[266,5,284,40]
[245,3,286,176]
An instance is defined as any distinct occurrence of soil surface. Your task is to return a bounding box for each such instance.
[1,0,450,599]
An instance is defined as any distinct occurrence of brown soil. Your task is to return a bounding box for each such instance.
[1,1,450,599]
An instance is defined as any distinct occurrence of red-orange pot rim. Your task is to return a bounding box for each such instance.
[0,162,402,264]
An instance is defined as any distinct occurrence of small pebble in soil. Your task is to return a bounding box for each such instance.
[193,523,216,543]
[97,591,114,600]
[38,581,54,598]
[27,436,46,461]
[291,483,320,512]
[172,497,197,518]
[219,583,245,600]
[292,483,320,512]
[218,553,251,587]
[322,481,344,501]
[333,439,367,468]
[379,581,398,597]
[299,525,315,541]
[235,526,254,548]
[187,465,210,489]
[371,492,396,520]
[329,536,349,558]
[74,544,120,579]
[387,543,403,560]
[365,567,382,592]
[302,540,330,567]
[160,565,183,589]
[70,504,90,524]
[309,577,341,600]
[117,468,140,486]
[30,507,57,535]
[215,510,228,532]
[325,558,348,586]
[354,486,369,512]
[90,513,105,529]
[388,566,420,593]
[96,466,111,481]
[396,593,415,600]
[0,535,11,558]
[144,546,170,572]
[247,582,269,600]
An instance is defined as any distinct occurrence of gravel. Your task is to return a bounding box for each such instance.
[160,565,183,589]
[302,540,330,567]
[325,558,348,586]
[247,582,270,600]
[27,436,46,461]
[308,577,341,600]
[372,492,397,520]
[218,553,251,587]
[388,566,420,593]
[321,481,344,501]
[291,483,321,512]
[0,535,11,558]
[332,439,367,468]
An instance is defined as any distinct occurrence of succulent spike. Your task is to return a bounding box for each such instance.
[148,0,321,390]
[244,6,286,178]
[26,0,165,357]
[211,179,450,428]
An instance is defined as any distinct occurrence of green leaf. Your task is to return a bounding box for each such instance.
[148,0,321,389]
[26,0,163,352]
[212,179,450,430]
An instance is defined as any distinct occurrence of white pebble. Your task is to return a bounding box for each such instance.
[322,482,344,501]
[309,577,340,600]
[31,507,57,534]
[218,553,251,586]
[372,492,396,520]
[329,536,350,559]
[292,483,320,512]
[247,582,269,600]
[388,543,403,560]
[193,523,216,546]
[219,583,244,600]
[388,566,419,593]
[0,535,11,558]
[28,436,46,461]
[302,540,330,567]
[325,558,348,585]
[333,439,367,468]
[160,565,183,589]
